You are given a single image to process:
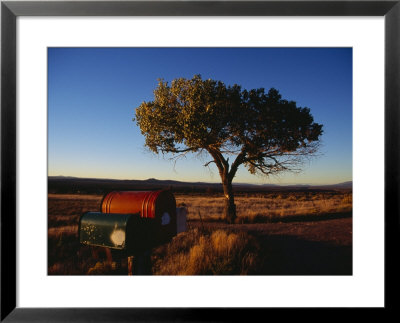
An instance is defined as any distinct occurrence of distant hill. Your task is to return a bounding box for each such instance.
[317,181,352,190]
[48,176,352,195]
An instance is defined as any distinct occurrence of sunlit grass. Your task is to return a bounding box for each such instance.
[48,190,352,275]
[152,228,259,275]
[175,191,352,222]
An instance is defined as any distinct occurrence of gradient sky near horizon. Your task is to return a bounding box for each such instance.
[48,47,352,185]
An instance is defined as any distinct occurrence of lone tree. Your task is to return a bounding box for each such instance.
[134,75,323,223]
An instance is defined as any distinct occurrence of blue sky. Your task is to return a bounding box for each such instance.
[48,48,352,185]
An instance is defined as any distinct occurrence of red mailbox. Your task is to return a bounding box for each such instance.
[101,190,177,246]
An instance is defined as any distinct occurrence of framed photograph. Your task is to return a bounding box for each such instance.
[1,0,398,320]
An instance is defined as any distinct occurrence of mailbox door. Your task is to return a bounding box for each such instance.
[79,212,133,250]
[79,212,153,254]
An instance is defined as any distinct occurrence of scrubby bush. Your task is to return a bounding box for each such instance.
[151,228,260,275]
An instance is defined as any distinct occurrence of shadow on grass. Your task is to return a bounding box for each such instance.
[251,233,352,275]
[188,218,353,275]
[267,211,352,223]
[193,211,353,224]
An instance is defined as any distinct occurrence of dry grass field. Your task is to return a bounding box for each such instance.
[48,191,352,275]
[175,191,352,222]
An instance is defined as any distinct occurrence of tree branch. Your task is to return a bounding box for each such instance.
[165,147,197,154]
[207,148,228,179]
[203,160,216,167]
[228,150,247,182]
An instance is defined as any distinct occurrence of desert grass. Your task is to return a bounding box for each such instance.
[175,191,352,223]
[48,195,102,228]
[48,226,259,275]
[48,190,352,275]
[151,228,260,275]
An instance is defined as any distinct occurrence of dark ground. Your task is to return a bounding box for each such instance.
[188,216,352,275]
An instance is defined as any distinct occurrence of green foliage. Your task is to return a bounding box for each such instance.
[134,74,323,178]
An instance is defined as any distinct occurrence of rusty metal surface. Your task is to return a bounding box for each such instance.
[101,190,175,218]
[100,191,177,245]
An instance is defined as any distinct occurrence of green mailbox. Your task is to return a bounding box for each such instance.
[79,212,153,254]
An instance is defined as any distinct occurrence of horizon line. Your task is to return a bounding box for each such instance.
[48,175,352,187]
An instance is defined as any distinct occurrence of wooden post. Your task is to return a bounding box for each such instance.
[127,256,134,275]
[105,248,113,265]
[127,250,151,275]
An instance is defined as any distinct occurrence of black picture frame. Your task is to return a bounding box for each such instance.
[1,0,399,321]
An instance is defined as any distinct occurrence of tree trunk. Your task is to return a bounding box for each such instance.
[222,179,236,224]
